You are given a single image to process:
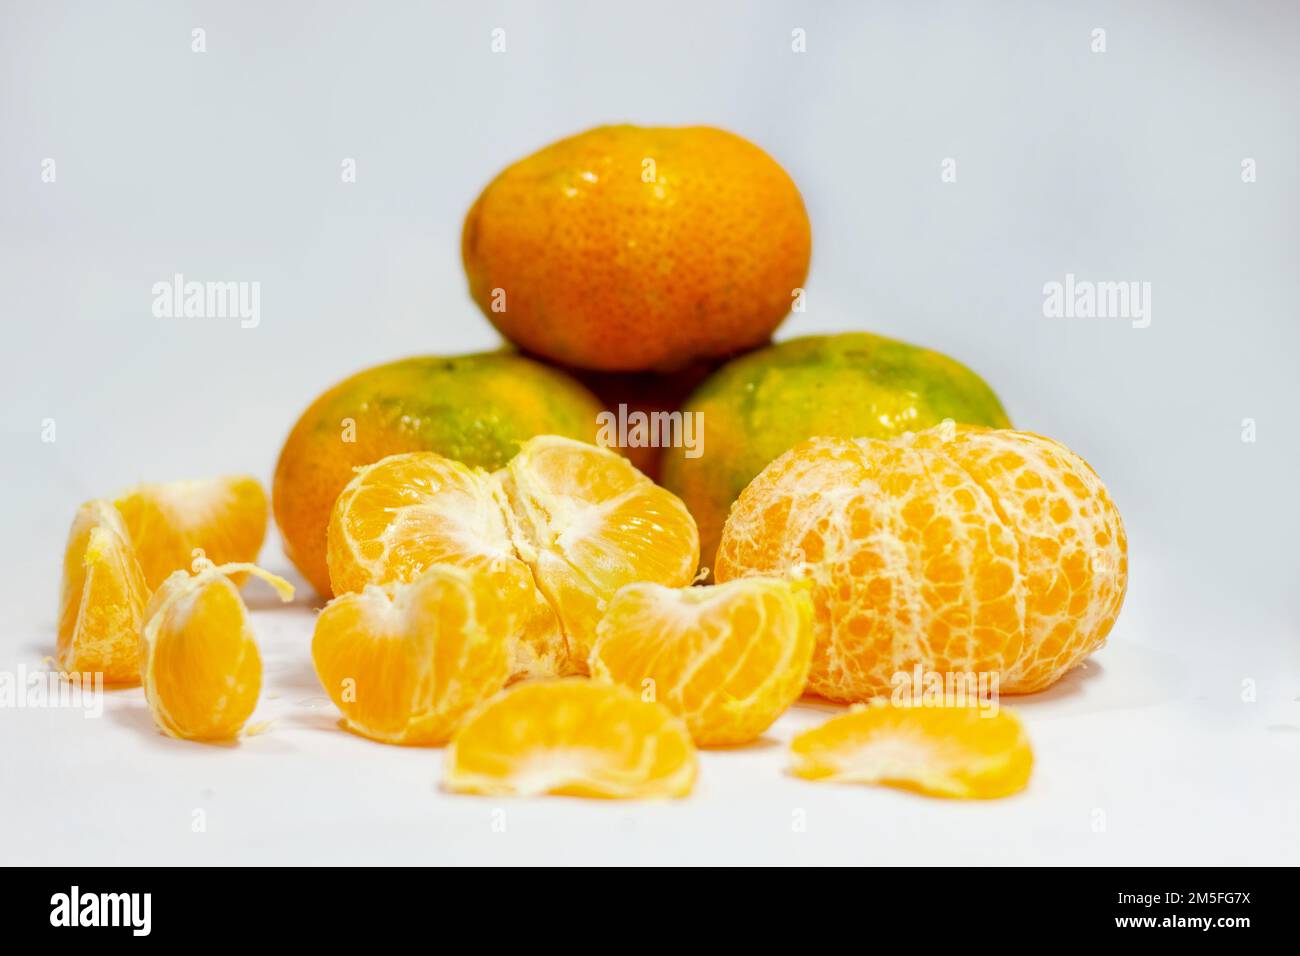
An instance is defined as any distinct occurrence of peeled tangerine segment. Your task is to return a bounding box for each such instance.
[501,436,699,668]
[115,474,268,590]
[327,450,567,677]
[141,561,292,741]
[588,578,814,747]
[789,704,1033,800]
[57,500,150,684]
[312,564,518,745]
[444,679,697,800]
[327,436,699,678]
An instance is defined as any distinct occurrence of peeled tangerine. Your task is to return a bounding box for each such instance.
[327,435,699,679]
[444,680,697,799]
[57,500,150,683]
[790,704,1033,799]
[115,474,268,589]
[141,557,293,741]
[716,423,1128,701]
[588,578,814,747]
[312,564,521,745]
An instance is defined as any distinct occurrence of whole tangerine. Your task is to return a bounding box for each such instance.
[462,125,811,372]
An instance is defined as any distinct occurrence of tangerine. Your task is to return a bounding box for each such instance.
[716,424,1127,700]
[463,125,810,372]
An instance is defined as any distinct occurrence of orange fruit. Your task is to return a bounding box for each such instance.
[716,423,1128,701]
[311,564,517,745]
[462,125,811,372]
[789,704,1033,799]
[273,352,606,598]
[325,450,565,676]
[501,435,699,666]
[114,475,268,590]
[661,333,1012,573]
[444,679,697,799]
[588,578,814,746]
[56,500,150,684]
[328,436,699,677]
[140,558,293,741]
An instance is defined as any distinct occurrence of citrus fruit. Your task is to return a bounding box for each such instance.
[716,423,1128,701]
[789,704,1033,799]
[56,500,150,684]
[327,436,699,677]
[326,450,565,677]
[444,679,697,799]
[588,578,814,746]
[462,125,810,372]
[500,435,699,666]
[115,475,267,590]
[660,332,1012,572]
[273,352,606,597]
[140,557,293,741]
[311,564,517,745]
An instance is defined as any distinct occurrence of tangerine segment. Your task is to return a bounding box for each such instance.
[502,436,699,670]
[327,452,567,677]
[716,424,1127,700]
[589,578,814,746]
[115,475,268,590]
[141,561,292,741]
[444,679,697,799]
[312,564,517,745]
[57,500,150,684]
[789,704,1033,799]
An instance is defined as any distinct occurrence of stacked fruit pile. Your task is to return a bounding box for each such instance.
[58,125,1127,800]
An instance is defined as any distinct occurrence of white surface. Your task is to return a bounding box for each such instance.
[2,1,1299,865]
[2,561,1298,866]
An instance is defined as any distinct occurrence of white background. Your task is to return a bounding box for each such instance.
[2,0,1297,865]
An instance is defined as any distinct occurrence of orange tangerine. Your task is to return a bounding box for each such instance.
[115,475,267,590]
[789,704,1033,799]
[716,423,1128,701]
[140,558,293,741]
[327,436,699,677]
[311,564,518,745]
[588,578,814,746]
[444,679,697,799]
[463,125,810,372]
[56,500,150,684]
